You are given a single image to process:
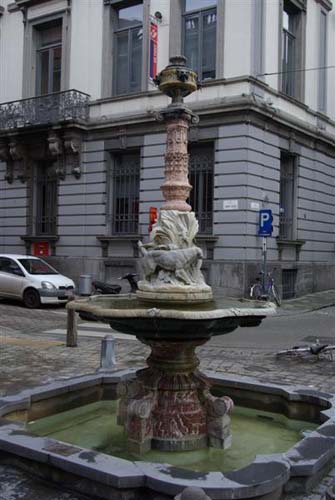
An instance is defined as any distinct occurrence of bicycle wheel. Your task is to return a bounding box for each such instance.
[270,284,281,306]
[276,349,302,359]
[250,283,263,300]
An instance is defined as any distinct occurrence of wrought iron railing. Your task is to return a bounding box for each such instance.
[0,89,90,130]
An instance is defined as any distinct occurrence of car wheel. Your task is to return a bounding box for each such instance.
[23,288,41,309]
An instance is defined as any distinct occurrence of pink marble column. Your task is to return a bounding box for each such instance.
[161,117,192,212]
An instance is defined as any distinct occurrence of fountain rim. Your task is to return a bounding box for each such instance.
[67,295,276,320]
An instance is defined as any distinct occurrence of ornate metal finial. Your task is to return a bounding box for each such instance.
[153,55,198,105]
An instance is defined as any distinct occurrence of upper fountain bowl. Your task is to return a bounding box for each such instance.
[68,295,276,341]
[153,55,198,101]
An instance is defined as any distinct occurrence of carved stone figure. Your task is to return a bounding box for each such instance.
[136,210,212,301]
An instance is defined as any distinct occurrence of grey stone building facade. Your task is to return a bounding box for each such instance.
[0,0,335,299]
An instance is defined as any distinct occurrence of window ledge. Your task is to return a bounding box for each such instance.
[276,239,305,248]
[195,235,218,242]
[277,91,308,110]
[97,235,140,242]
[92,90,159,106]
[97,235,140,258]
[20,235,59,256]
[21,235,59,242]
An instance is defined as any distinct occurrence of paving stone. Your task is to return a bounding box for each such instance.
[1,299,335,499]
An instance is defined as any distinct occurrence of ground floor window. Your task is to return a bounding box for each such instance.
[109,151,140,234]
[35,162,58,236]
[188,144,214,234]
[279,152,296,240]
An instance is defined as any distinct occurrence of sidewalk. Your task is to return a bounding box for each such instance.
[1,293,335,499]
[277,289,335,316]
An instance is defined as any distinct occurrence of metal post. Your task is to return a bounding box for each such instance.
[97,335,116,372]
[262,237,267,295]
[66,295,78,347]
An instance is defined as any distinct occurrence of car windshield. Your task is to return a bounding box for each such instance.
[19,258,59,275]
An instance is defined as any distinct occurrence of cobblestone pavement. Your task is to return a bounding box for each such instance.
[1,299,335,499]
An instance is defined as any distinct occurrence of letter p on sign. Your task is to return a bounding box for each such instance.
[258,209,273,236]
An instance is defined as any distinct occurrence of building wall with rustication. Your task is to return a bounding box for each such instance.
[1,0,335,298]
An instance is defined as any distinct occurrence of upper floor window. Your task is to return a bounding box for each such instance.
[189,144,214,234]
[114,4,143,95]
[318,10,327,113]
[281,0,304,99]
[35,21,62,95]
[35,162,58,236]
[109,152,140,234]
[183,0,217,81]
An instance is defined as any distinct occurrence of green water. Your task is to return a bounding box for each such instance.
[27,401,317,472]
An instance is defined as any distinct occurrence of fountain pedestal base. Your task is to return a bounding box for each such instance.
[117,339,233,454]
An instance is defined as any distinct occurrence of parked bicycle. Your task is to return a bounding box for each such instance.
[276,340,335,360]
[249,270,281,306]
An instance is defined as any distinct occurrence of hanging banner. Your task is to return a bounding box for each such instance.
[150,21,158,79]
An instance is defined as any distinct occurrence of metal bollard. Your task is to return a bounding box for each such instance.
[97,335,116,372]
[66,295,78,347]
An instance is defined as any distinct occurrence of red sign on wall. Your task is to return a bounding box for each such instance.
[32,241,50,257]
[150,22,158,79]
[149,206,158,233]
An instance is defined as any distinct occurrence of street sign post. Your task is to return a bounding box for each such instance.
[258,209,273,295]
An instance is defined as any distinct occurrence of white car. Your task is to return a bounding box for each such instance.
[0,254,76,308]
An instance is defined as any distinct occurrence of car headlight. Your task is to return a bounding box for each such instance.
[41,281,57,290]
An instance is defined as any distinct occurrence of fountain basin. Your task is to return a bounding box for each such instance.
[1,370,335,500]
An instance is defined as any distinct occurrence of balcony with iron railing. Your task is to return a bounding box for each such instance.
[0,89,90,131]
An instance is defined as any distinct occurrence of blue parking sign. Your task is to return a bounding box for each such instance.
[258,209,273,236]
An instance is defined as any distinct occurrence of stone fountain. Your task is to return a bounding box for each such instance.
[2,57,335,500]
[68,56,274,456]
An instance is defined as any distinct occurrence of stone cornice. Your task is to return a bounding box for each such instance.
[15,0,71,8]
[289,0,307,11]
[86,94,335,158]
[315,0,333,11]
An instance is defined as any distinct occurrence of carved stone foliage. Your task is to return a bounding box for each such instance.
[0,139,30,183]
[1,130,83,184]
[48,131,65,180]
[0,141,13,183]
[137,210,212,300]
[63,133,82,179]
[47,130,82,180]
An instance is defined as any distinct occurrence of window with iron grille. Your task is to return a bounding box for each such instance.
[279,153,296,240]
[114,3,143,95]
[281,0,304,99]
[183,0,217,81]
[188,144,214,234]
[282,268,297,299]
[35,162,58,236]
[109,152,140,235]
